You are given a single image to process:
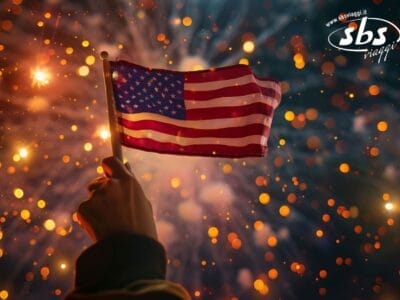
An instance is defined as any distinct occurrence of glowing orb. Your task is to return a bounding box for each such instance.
[32,68,50,87]
[178,56,208,71]
[77,65,90,77]
[13,188,24,199]
[27,96,48,112]
[43,219,56,231]
[242,40,255,53]
[177,200,203,222]
[385,202,394,211]
[0,290,9,300]
[37,199,46,209]
[377,121,388,132]
[20,209,31,220]
[182,16,192,27]
[156,220,177,247]
[18,147,28,158]
[199,182,234,207]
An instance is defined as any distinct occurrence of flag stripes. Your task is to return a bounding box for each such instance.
[110,61,281,157]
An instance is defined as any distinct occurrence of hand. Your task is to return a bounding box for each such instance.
[77,156,157,242]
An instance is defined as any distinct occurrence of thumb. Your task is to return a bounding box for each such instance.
[125,162,132,172]
[102,156,131,179]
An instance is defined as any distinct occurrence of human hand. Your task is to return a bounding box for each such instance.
[77,156,157,242]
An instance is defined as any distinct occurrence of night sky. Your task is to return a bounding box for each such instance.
[1,0,399,299]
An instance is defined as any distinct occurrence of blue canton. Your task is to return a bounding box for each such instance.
[110,61,186,120]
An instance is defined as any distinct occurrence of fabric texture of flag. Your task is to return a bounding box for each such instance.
[109,60,281,158]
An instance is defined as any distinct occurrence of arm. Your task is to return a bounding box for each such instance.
[65,157,190,300]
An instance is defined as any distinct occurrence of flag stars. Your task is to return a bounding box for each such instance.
[110,62,186,119]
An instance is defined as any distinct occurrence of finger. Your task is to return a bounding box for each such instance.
[77,200,100,241]
[87,177,108,192]
[125,162,132,172]
[77,212,98,242]
[77,200,91,221]
[87,181,105,193]
[102,156,131,179]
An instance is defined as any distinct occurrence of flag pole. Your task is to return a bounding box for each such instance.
[100,51,123,161]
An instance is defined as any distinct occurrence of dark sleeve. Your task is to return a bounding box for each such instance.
[73,233,166,294]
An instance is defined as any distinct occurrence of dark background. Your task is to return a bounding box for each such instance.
[0,0,399,299]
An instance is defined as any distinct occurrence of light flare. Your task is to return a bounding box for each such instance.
[32,67,51,87]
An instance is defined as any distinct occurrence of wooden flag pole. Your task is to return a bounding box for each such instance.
[100,51,123,161]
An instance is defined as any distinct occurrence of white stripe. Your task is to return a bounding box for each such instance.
[122,128,264,147]
[119,112,273,129]
[185,74,281,93]
[185,93,278,109]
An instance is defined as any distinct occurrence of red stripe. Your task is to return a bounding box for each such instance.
[184,65,252,83]
[111,60,259,83]
[119,117,270,138]
[121,134,266,158]
[111,60,280,86]
[186,102,273,120]
[184,83,277,100]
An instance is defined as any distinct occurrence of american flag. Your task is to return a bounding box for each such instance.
[109,60,281,158]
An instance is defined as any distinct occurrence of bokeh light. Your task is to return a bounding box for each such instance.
[1,1,399,299]
[32,68,51,87]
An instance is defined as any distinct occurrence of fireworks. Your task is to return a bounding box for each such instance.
[0,0,399,299]
[32,68,51,87]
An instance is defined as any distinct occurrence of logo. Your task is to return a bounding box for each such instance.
[326,10,400,63]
